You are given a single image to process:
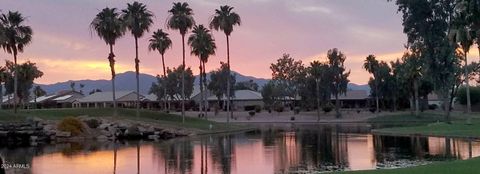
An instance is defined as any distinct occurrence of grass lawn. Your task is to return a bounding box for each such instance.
[0,108,248,134]
[367,112,466,123]
[336,157,480,174]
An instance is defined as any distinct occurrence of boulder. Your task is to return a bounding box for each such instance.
[56,131,71,137]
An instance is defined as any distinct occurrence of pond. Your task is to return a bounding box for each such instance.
[1,123,479,174]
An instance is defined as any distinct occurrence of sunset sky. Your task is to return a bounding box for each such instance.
[2,0,474,85]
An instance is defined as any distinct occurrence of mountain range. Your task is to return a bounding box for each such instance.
[36,71,369,95]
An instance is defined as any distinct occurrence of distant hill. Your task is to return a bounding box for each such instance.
[36,71,369,95]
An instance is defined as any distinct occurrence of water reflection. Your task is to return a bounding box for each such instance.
[1,124,479,174]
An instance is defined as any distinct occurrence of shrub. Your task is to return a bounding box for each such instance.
[290,116,295,121]
[457,86,480,105]
[84,119,100,129]
[322,105,332,113]
[275,106,284,112]
[249,111,256,116]
[428,104,438,110]
[58,117,84,136]
[369,108,376,113]
[294,107,300,114]
[255,105,262,113]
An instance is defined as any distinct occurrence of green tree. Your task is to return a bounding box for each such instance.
[326,48,350,118]
[261,81,277,110]
[149,75,165,105]
[167,2,195,123]
[208,62,236,111]
[363,55,380,113]
[270,53,305,109]
[308,61,329,121]
[449,1,474,114]
[91,7,125,116]
[121,1,153,117]
[394,0,459,122]
[0,11,33,113]
[210,5,241,122]
[165,65,195,102]
[149,29,172,112]
[4,61,43,105]
[188,25,216,118]
[235,80,259,91]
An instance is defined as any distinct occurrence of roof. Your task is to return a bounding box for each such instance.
[31,95,57,103]
[331,90,369,100]
[144,94,157,101]
[53,95,73,101]
[207,90,263,101]
[76,91,145,103]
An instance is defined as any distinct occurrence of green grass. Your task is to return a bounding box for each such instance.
[373,119,480,138]
[0,108,247,134]
[337,157,480,174]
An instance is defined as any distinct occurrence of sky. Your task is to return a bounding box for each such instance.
[0,0,463,85]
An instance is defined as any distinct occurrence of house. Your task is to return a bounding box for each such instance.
[30,90,84,108]
[330,90,369,108]
[207,90,264,111]
[73,91,147,108]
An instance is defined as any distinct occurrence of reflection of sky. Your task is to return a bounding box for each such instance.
[22,134,480,173]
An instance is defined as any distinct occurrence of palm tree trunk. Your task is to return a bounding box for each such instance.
[13,51,18,113]
[134,37,140,118]
[226,35,231,122]
[181,34,186,123]
[375,78,379,113]
[109,44,117,117]
[316,78,320,122]
[414,79,419,117]
[0,83,3,110]
[203,61,208,119]
[464,52,472,118]
[199,60,203,117]
[444,92,451,124]
[162,54,167,112]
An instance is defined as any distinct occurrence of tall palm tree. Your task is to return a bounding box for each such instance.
[167,2,195,123]
[188,25,216,118]
[0,11,32,113]
[363,55,380,113]
[91,7,126,116]
[122,1,153,117]
[148,29,172,112]
[0,66,5,110]
[210,5,241,122]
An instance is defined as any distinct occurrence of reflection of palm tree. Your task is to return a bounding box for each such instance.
[121,1,154,118]
[91,7,125,116]
[167,2,195,123]
[210,6,241,122]
[0,11,33,113]
[113,142,117,174]
[0,155,5,174]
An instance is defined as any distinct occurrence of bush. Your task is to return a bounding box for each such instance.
[290,116,295,121]
[369,108,376,113]
[255,105,262,113]
[428,104,438,110]
[249,111,256,116]
[322,105,332,113]
[275,106,284,112]
[457,86,480,105]
[294,107,300,114]
[84,119,100,129]
[58,117,84,136]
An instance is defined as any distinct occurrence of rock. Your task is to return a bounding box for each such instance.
[30,136,38,142]
[96,135,108,140]
[56,131,71,137]
[148,135,159,140]
[98,123,111,130]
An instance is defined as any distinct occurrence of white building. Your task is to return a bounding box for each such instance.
[207,90,264,111]
[73,91,146,108]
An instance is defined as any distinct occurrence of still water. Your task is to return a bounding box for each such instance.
[1,124,479,174]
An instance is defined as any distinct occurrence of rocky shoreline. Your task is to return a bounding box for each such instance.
[0,116,190,146]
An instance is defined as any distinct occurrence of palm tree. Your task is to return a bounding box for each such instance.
[33,85,46,108]
[148,29,172,112]
[402,52,422,117]
[188,25,216,118]
[363,55,380,113]
[167,2,195,123]
[122,1,153,117]
[210,5,241,122]
[91,7,126,116]
[0,11,32,113]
